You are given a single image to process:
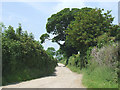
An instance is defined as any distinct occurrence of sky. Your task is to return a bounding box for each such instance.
[1,0,119,50]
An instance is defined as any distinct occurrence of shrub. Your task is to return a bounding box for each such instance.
[88,42,119,84]
[2,25,57,85]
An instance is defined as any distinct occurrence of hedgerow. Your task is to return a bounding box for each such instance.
[2,24,57,85]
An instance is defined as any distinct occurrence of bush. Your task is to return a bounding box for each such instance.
[91,42,118,68]
[59,58,67,65]
[2,25,57,85]
[82,42,119,88]
[65,41,119,88]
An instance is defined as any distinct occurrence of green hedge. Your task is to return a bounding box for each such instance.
[2,25,57,85]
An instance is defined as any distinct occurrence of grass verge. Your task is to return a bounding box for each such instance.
[64,64,118,88]
[67,65,81,74]
[82,66,118,88]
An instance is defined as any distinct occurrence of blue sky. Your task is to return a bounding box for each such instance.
[1,0,119,50]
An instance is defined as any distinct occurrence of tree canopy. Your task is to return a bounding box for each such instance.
[40,7,119,66]
[40,7,92,58]
[66,8,118,52]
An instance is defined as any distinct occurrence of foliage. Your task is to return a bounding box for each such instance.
[66,8,115,52]
[40,7,94,65]
[2,6,119,88]
[50,7,119,88]
[83,42,119,88]
[91,42,119,68]
[59,59,67,65]
[2,24,57,85]
[67,65,81,74]
[40,33,49,43]
[64,41,119,88]
[82,66,118,88]
[45,8,80,43]
[65,43,119,88]
[65,8,119,68]
[55,49,63,61]
[46,47,56,57]
[40,8,86,60]
[92,43,119,81]
[16,23,22,37]
[60,41,78,58]
[82,42,120,88]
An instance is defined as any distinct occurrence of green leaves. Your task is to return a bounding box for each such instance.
[16,23,22,36]
[66,8,116,51]
[41,8,82,58]
[40,33,50,43]
[46,47,56,57]
[2,24,57,85]
[4,25,17,40]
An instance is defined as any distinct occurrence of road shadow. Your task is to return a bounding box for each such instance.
[2,69,57,87]
[2,64,64,87]
[2,82,21,87]
[47,69,57,76]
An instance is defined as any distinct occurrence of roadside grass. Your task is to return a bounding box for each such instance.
[59,59,67,65]
[58,57,118,88]
[82,66,118,88]
[59,59,81,74]
[67,65,81,74]
[63,63,118,88]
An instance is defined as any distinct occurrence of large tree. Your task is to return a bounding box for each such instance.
[40,8,92,59]
[65,8,119,67]
[66,8,116,52]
